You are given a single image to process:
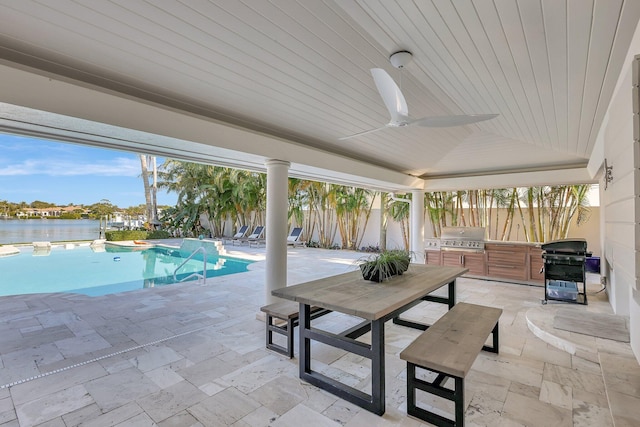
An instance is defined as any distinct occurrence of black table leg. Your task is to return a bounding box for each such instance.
[393,279,457,330]
[296,279,458,416]
[370,319,385,414]
[299,303,311,378]
[448,279,456,309]
[298,303,386,415]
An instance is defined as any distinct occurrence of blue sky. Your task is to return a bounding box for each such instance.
[0,134,178,208]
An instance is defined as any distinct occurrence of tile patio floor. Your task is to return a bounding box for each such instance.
[0,244,639,426]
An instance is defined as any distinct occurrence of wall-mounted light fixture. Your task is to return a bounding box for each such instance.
[604,158,614,190]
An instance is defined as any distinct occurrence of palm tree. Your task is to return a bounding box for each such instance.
[229,169,266,230]
[487,188,512,240]
[541,185,592,241]
[425,192,441,237]
[388,193,411,250]
[379,192,388,251]
[158,160,214,237]
[333,185,374,250]
[500,188,519,240]
[159,161,268,238]
[560,185,591,237]
[287,178,303,226]
[158,156,594,248]
[425,191,456,236]
[306,181,338,248]
[286,178,317,242]
[139,155,153,227]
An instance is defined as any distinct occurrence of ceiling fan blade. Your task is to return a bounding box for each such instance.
[338,125,389,140]
[371,68,409,123]
[340,68,498,139]
[412,114,498,127]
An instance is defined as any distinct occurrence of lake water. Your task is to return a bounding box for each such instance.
[0,219,101,245]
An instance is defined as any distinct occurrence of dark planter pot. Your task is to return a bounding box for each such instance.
[360,262,409,282]
[360,264,386,282]
[396,260,410,275]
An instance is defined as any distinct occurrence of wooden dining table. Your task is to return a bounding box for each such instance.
[272,263,468,415]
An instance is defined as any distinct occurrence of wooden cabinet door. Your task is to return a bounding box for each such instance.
[425,250,442,265]
[461,252,486,276]
[442,251,464,268]
[442,251,485,276]
[485,244,528,281]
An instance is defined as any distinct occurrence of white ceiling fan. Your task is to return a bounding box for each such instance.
[340,51,498,140]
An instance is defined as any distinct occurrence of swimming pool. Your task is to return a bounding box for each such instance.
[0,244,253,297]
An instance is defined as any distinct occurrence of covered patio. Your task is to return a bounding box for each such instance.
[1,2,640,425]
[0,245,635,426]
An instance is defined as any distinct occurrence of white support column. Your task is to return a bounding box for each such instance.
[410,189,425,264]
[265,159,290,305]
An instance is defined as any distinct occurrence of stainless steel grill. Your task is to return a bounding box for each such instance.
[439,227,486,252]
[541,238,588,305]
[424,238,441,251]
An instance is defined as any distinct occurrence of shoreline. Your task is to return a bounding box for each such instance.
[0,218,103,246]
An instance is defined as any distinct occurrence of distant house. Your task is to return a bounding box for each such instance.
[17,208,53,217]
[108,211,146,229]
[16,205,88,218]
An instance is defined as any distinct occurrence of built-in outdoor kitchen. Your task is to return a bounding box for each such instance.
[425,227,601,304]
[425,226,545,286]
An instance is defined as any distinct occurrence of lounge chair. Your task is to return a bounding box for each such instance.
[223,225,249,244]
[286,227,306,248]
[234,226,264,246]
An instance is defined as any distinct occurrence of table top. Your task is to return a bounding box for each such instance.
[272,264,467,320]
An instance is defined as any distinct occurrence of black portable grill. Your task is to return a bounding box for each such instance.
[541,238,588,304]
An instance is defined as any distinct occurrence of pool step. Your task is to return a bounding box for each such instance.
[180,238,225,257]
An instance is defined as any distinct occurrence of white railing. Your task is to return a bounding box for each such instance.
[173,247,207,285]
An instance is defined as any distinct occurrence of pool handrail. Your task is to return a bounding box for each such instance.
[173,246,207,285]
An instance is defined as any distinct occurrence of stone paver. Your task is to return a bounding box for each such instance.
[0,244,636,426]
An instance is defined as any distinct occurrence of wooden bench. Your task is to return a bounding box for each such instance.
[399,302,502,427]
[260,301,330,358]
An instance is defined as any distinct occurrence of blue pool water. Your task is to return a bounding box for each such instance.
[0,245,253,297]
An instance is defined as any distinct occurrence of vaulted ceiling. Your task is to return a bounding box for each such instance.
[0,0,639,191]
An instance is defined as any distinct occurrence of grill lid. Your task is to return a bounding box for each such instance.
[541,238,587,254]
[439,227,486,251]
[440,227,486,241]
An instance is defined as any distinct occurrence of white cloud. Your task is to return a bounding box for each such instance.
[0,157,141,177]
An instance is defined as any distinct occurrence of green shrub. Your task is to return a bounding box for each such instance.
[147,230,171,239]
[104,230,149,241]
[104,229,172,241]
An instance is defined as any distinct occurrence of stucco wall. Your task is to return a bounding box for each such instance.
[348,205,601,256]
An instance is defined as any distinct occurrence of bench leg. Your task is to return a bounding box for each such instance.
[407,363,416,416]
[264,309,331,358]
[265,314,295,358]
[482,321,500,354]
[455,376,464,427]
[406,363,464,427]
[286,318,294,358]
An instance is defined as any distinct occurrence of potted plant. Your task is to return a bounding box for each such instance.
[357,249,412,282]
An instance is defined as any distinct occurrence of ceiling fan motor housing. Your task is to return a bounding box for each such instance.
[389,50,413,68]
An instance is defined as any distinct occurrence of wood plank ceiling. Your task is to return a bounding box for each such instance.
[0,0,639,183]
